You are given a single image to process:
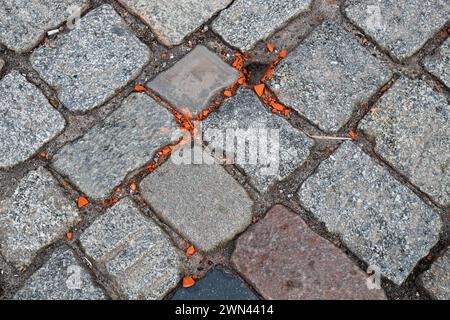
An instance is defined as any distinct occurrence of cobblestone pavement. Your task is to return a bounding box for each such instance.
[0,0,448,300]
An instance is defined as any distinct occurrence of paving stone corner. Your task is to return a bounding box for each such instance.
[419,249,450,300]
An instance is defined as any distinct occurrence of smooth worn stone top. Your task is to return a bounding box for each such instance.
[0,71,65,168]
[0,0,89,52]
[424,37,450,89]
[117,0,232,46]
[14,247,106,300]
[148,45,239,116]
[212,0,313,51]
[0,167,80,269]
[52,93,182,200]
[268,21,392,132]
[299,142,442,285]
[202,88,313,192]
[31,5,151,112]
[172,266,258,300]
[232,205,386,300]
[140,146,253,252]
[420,249,449,300]
[80,198,181,300]
[360,77,450,206]
[345,0,450,60]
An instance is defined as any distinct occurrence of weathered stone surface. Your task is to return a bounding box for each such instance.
[140,146,253,251]
[360,77,450,206]
[31,5,150,112]
[233,205,386,299]
[172,266,258,300]
[14,247,106,300]
[0,0,88,52]
[148,45,239,116]
[345,0,450,60]
[80,198,181,300]
[117,0,231,46]
[268,21,392,132]
[425,37,450,89]
[202,88,313,192]
[0,71,65,168]
[298,142,442,284]
[0,167,80,269]
[420,249,450,300]
[212,0,312,51]
[52,93,182,199]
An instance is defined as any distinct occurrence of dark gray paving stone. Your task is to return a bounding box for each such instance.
[0,0,89,52]
[148,45,239,116]
[52,93,182,200]
[420,249,450,300]
[0,167,80,269]
[298,142,442,284]
[80,198,181,300]
[172,266,258,300]
[14,247,106,300]
[0,71,65,168]
[31,5,150,112]
[268,21,392,132]
[212,0,313,51]
[117,0,232,46]
[424,37,450,89]
[202,88,313,192]
[345,0,450,60]
[360,77,450,206]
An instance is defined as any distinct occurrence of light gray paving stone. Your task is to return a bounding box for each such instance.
[0,0,89,53]
[202,87,313,192]
[14,247,106,300]
[298,142,442,284]
[117,0,232,46]
[360,77,450,206]
[212,0,313,51]
[0,167,80,269]
[425,37,450,89]
[268,21,392,132]
[52,93,182,200]
[140,146,253,251]
[420,249,450,300]
[31,5,150,112]
[80,198,181,300]
[345,0,450,60]
[0,71,65,168]
[148,45,239,116]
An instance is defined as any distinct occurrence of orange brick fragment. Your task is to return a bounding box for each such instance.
[186,245,196,256]
[254,84,265,97]
[134,85,147,92]
[348,131,358,140]
[77,196,89,209]
[182,277,196,288]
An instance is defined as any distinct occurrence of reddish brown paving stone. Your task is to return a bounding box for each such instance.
[232,205,386,300]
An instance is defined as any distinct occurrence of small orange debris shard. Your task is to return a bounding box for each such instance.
[186,245,195,256]
[40,151,47,158]
[66,231,73,240]
[134,85,147,92]
[254,84,265,97]
[182,277,196,288]
[348,130,358,140]
[266,43,274,52]
[77,196,89,209]
[224,90,233,97]
[279,49,287,58]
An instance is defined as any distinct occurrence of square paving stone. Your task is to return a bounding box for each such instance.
[0,167,80,269]
[52,93,182,200]
[140,146,253,252]
[212,0,313,51]
[202,88,313,192]
[148,45,239,116]
[31,5,150,112]
[0,0,89,53]
[419,249,449,300]
[117,0,232,46]
[424,37,450,89]
[360,77,450,206]
[232,205,386,300]
[172,265,258,300]
[14,247,106,300]
[298,142,442,285]
[0,71,65,168]
[345,0,450,60]
[268,21,392,132]
[79,198,181,300]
